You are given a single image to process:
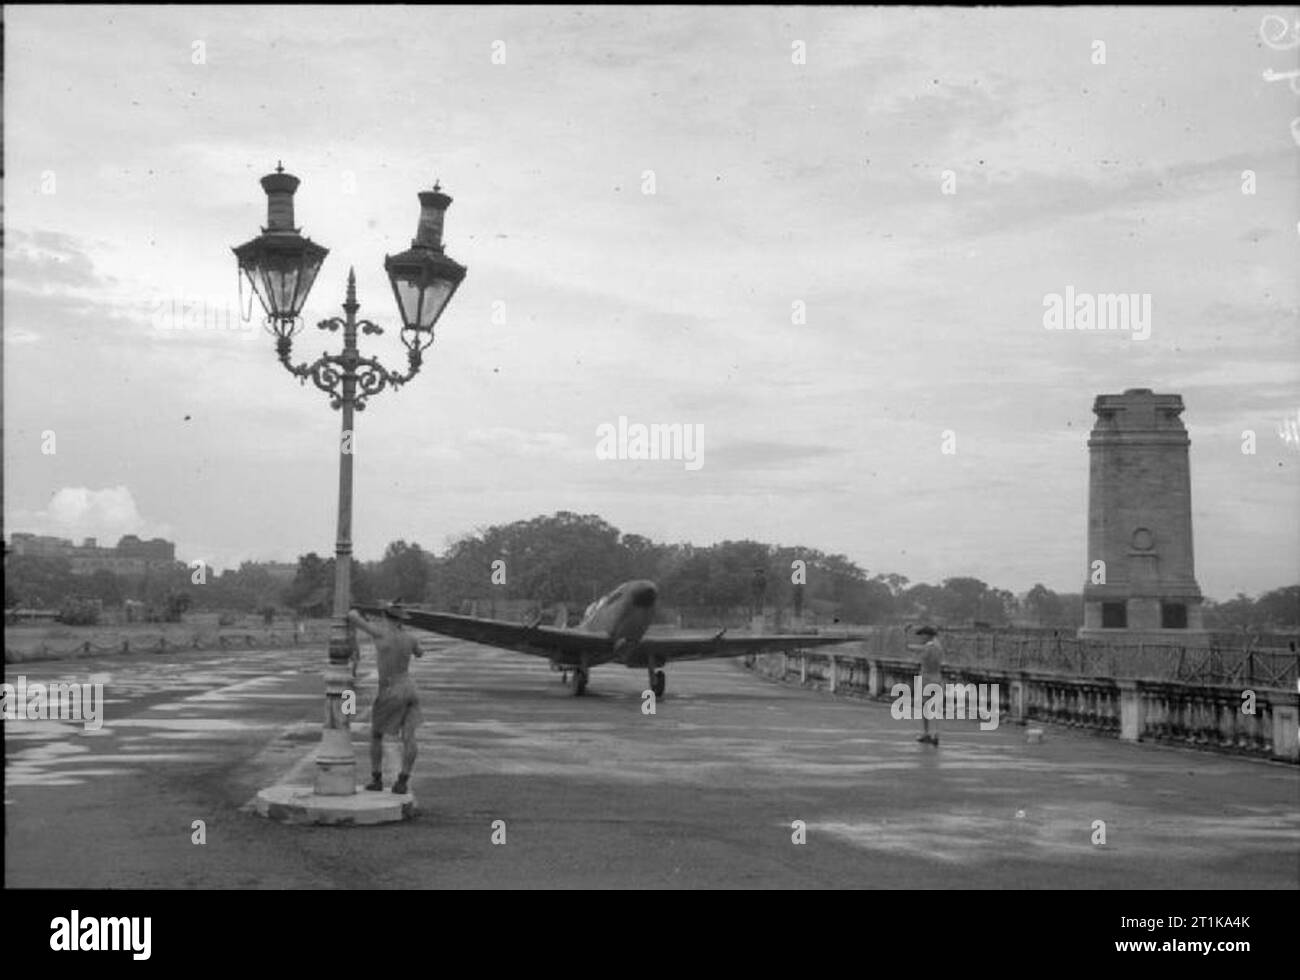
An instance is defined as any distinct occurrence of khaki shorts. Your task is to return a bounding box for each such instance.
[371,675,423,736]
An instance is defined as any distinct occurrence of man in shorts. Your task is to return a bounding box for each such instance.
[347,602,424,794]
[911,625,944,746]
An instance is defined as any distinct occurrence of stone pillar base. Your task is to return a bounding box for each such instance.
[1118,680,1143,741]
[1010,679,1026,725]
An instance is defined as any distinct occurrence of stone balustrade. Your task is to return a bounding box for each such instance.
[744,647,1299,764]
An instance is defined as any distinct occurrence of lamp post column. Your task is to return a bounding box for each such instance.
[316,271,361,796]
[236,168,466,818]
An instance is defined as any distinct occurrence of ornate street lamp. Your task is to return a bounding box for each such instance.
[234,164,466,813]
[233,162,329,336]
[385,181,467,337]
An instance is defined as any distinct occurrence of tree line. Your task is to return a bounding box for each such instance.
[6,511,1298,630]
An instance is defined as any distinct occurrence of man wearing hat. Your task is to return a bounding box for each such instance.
[911,625,945,746]
[347,602,424,794]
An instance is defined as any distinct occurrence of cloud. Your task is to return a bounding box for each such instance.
[9,486,171,544]
[705,439,845,471]
[462,427,576,458]
[4,229,111,293]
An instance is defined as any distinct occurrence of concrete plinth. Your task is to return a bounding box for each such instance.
[255,784,416,825]
[1117,680,1142,742]
[1271,704,1299,763]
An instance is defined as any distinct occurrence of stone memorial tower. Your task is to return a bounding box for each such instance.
[1079,388,1209,642]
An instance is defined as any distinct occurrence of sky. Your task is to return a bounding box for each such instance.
[4,5,1298,599]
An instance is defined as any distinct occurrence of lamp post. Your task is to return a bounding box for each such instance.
[234,163,466,806]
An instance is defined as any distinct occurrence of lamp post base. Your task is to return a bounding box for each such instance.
[254,784,416,825]
[314,659,356,795]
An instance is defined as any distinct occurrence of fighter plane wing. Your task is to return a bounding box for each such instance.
[359,605,615,666]
[632,630,862,665]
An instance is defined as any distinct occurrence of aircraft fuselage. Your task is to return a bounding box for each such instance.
[578,579,658,659]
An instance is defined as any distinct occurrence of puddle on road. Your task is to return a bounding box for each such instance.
[813,811,1101,865]
[9,741,90,764]
[811,801,1300,866]
[2,720,112,740]
[108,718,272,732]
[6,769,129,787]
[41,753,197,765]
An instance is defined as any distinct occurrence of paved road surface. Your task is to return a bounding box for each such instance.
[5,638,1298,888]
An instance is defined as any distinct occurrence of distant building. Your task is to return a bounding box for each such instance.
[261,562,299,585]
[8,532,179,576]
[8,533,71,558]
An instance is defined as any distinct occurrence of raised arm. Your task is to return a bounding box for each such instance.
[348,609,384,639]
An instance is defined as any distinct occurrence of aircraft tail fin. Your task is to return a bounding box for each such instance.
[555,603,568,628]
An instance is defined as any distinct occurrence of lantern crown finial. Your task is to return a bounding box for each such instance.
[259,164,302,232]
[413,184,453,252]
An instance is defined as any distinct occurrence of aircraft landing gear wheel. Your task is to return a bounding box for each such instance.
[652,670,665,698]
[573,668,588,696]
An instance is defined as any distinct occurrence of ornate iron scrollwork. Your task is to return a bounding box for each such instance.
[272,281,430,411]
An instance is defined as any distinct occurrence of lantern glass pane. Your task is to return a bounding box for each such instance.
[392,277,423,328]
[295,257,323,313]
[272,264,301,316]
[241,264,274,318]
[416,280,454,329]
